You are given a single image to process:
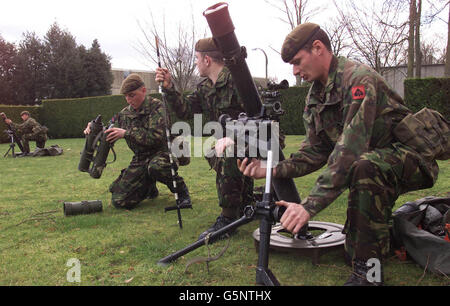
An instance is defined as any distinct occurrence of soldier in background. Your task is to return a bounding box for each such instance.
[1,111,48,155]
[155,38,254,241]
[84,73,191,210]
[238,23,441,286]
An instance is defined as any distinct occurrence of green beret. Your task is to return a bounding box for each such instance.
[281,23,320,63]
[120,73,145,94]
[20,111,30,116]
[195,38,219,52]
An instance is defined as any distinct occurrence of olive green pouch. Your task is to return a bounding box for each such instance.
[393,108,450,161]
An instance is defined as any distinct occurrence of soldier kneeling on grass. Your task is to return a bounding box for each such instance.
[83,73,191,210]
[1,111,48,156]
[236,22,450,286]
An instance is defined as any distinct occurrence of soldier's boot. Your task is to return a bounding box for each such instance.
[36,139,46,149]
[176,182,192,208]
[21,140,30,156]
[198,207,237,243]
[343,259,384,286]
[146,184,159,200]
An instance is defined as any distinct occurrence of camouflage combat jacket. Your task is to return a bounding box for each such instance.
[11,117,47,136]
[115,97,167,157]
[163,66,246,122]
[275,56,438,216]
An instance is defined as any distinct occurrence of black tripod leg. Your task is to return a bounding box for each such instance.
[4,143,14,158]
[176,205,183,229]
[165,201,194,229]
[157,214,253,266]
[255,218,280,286]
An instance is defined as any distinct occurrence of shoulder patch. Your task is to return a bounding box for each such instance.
[351,85,366,100]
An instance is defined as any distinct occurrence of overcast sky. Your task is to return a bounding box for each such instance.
[1,0,447,86]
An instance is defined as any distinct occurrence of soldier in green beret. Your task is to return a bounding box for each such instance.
[155,38,254,241]
[84,73,191,210]
[2,110,48,155]
[238,23,446,285]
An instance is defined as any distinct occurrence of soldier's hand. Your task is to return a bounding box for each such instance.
[105,127,126,143]
[237,157,270,179]
[83,123,91,135]
[215,137,234,157]
[4,118,12,125]
[275,200,310,235]
[155,67,173,89]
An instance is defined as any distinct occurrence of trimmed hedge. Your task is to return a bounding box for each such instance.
[0,86,325,143]
[1,77,447,144]
[278,86,309,135]
[404,78,450,119]
[41,94,164,139]
[39,88,311,137]
[41,95,128,139]
[0,94,162,142]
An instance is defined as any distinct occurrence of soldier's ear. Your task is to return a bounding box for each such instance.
[312,40,326,56]
[204,55,212,66]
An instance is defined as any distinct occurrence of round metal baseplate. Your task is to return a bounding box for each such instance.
[253,221,346,264]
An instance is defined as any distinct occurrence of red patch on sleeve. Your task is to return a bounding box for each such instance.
[352,85,366,100]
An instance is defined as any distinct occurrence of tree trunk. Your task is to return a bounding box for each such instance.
[407,0,416,78]
[415,0,422,78]
[445,3,450,77]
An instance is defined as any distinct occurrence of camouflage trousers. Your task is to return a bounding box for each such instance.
[21,133,47,153]
[206,149,254,219]
[343,142,437,262]
[109,151,186,210]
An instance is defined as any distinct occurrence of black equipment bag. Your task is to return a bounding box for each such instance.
[392,196,450,274]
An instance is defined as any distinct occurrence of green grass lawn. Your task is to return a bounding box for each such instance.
[0,136,448,286]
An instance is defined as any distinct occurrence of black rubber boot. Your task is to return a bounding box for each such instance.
[146,185,159,200]
[343,259,384,286]
[176,182,192,208]
[198,214,236,242]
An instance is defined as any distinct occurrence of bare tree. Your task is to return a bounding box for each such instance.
[408,0,416,77]
[425,0,450,76]
[266,1,356,60]
[135,9,205,92]
[406,0,448,77]
[334,0,409,74]
[264,0,323,84]
[406,0,423,78]
[323,17,355,57]
[264,0,323,30]
[415,0,423,77]
[447,3,450,76]
[421,40,446,64]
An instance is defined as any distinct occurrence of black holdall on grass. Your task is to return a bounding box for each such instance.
[63,200,103,216]
[392,196,450,274]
